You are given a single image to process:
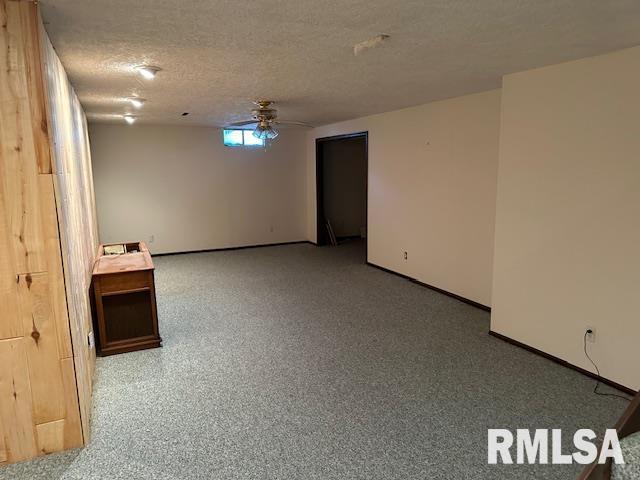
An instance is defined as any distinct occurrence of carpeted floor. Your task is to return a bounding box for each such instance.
[0,241,629,479]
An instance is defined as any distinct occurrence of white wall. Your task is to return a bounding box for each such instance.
[307,90,502,307]
[89,124,307,254]
[491,46,640,391]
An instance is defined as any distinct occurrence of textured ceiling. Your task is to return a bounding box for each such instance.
[40,0,640,127]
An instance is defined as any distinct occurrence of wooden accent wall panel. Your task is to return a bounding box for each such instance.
[39,7,99,444]
[0,0,96,464]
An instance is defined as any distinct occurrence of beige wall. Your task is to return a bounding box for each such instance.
[307,90,502,307]
[89,124,307,254]
[491,46,640,391]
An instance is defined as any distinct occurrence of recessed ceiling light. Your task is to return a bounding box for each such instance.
[136,65,161,80]
[123,114,136,124]
[127,97,146,108]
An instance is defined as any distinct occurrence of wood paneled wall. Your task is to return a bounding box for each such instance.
[0,0,97,463]
[39,4,99,444]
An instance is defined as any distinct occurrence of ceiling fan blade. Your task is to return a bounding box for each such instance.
[274,120,313,128]
[226,120,258,127]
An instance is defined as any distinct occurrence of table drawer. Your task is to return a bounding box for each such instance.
[96,270,152,294]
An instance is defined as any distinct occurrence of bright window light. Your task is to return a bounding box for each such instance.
[243,131,264,146]
[223,129,265,147]
[223,129,243,146]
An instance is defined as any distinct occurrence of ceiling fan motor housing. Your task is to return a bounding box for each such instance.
[226,100,309,134]
[251,107,277,122]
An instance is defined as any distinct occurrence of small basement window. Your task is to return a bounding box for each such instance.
[223,129,264,147]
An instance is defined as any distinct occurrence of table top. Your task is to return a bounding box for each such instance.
[93,241,154,276]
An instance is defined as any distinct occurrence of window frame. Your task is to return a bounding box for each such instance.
[222,129,264,147]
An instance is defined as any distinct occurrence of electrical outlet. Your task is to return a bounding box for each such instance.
[403,251,408,260]
[149,234,155,243]
[586,327,596,343]
[270,225,274,233]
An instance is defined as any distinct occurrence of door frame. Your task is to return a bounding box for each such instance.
[315,131,369,247]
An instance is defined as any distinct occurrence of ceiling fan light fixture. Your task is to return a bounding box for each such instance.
[136,65,161,80]
[253,124,278,140]
[127,97,146,108]
[226,100,306,142]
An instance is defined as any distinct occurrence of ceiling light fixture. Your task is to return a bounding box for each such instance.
[226,100,309,143]
[136,65,161,80]
[127,97,146,108]
[252,121,278,140]
[123,114,136,124]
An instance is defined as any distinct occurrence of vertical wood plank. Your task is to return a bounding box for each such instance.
[35,419,64,455]
[0,338,38,462]
[0,97,47,274]
[60,358,83,449]
[0,0,28,101]
[39,174,72,358]
[17,0,51,174]
[0,159,21,338]
[45,236,73,358]
[0,417,7,462]
[0,2,26,340]
[17,272,66,424]
[0,0,47,275]
[0,0,23,339]
[37,174,58,241]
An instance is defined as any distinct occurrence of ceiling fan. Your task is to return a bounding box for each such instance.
[226,100,312,140]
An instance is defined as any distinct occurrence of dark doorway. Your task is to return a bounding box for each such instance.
[315,132,368,251]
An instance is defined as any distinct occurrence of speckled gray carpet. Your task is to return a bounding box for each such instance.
[0,241,629,479]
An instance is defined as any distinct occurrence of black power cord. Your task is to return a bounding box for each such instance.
[583,330,631,402]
